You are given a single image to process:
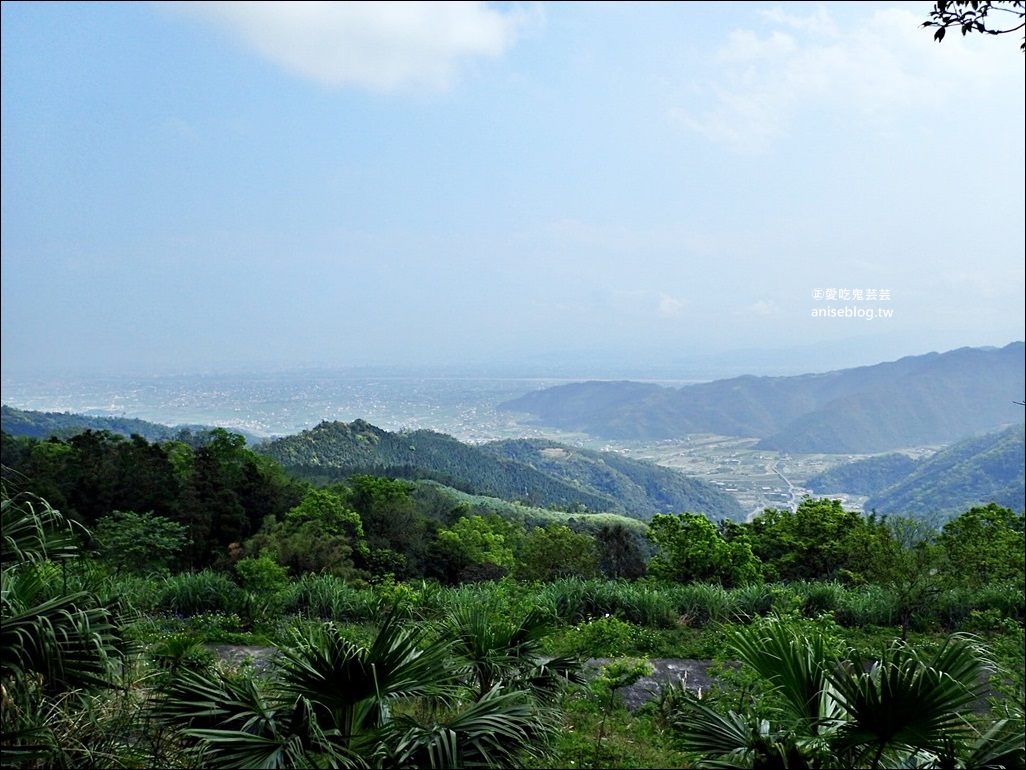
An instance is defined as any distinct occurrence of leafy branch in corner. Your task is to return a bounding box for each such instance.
[923,1,1026,51]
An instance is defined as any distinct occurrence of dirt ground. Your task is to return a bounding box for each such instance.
[585,658,722,711]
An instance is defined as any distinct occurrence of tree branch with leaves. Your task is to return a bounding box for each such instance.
[923,1,1026,51]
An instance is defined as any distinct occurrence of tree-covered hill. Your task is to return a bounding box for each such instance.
[806,423,1024,523]
[806,453,921,497]
[0,404,263,445]
[0,404,182,441]
[482,438,745,522]
[499,342,1024,453]
[864,423,1025,523]
[261,419,745,521]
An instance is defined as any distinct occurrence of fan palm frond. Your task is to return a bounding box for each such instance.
[725,616,843,733]
[830,635,991,765]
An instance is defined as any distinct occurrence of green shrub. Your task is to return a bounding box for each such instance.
[795,580,846,618]
[552,614,661,658]
[727,581,778,621]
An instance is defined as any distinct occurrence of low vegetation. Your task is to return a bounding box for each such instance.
[1,424,1023,768]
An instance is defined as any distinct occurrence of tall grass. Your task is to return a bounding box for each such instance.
[283,574,376,621]
[533,578,676,628]
[833,584,898,628]
[790,580,846,618]
[155,570,245,616]
[936,580,1026,629]
[667,583,731,625]
[727,582,779,621]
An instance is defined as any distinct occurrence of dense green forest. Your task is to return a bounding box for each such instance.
[808,424,1025,523]
[0,404,184,441]
[2,424,1024,768]
[263,420,746,521]
[0,404,263,445]
[808,451,920,495]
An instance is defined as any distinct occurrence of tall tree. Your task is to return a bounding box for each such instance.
[596,523,647,580]
[939,503,1026,586]
[748,499,887,583]
[646,512,761,587]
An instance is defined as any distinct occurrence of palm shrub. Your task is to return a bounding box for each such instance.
[1,491,130,767]
[670,612,1024,769]
[440,601,583,702]
[159,610,564,768]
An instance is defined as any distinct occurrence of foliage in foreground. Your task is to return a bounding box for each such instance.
[1,491,134,768]
[158,608,576,768]
[670,613,1025,769]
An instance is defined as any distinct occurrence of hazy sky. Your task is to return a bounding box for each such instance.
[3,1,1024,377]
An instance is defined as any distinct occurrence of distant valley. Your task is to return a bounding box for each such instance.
[2,343,1023,522]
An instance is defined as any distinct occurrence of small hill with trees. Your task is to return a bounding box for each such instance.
[807,424,1025,523]
[261,419,746,522]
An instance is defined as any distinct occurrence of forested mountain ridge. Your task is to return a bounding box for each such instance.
[807,423,1024,522]
[262,419,746,521]
[0,404,263,445]
[806,453,920,497]
[483,438,745,522]
[864,423,1025,521]
[498,342,1025,453]
[1,404,183,441]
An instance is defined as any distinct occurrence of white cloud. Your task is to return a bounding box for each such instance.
[657,294,686,318]
[670,5,1013,154]
[177,1,537,91]
[610,289,687,319]
[739,300,781,317]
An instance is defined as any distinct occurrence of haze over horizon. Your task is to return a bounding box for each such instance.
[3,2,1024,380]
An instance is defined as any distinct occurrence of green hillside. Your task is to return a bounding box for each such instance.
[0,405,263,446]
[262,419,745,521]
[482,438,745,521]
[0,405,182,441]
[864,423,1024,523]
[806,453,920,497]
[410,480,652,540]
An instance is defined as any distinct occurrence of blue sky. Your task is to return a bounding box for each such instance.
[2,1,1024,377]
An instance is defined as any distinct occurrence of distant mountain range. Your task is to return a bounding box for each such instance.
[261,419,746,522]
[807,423,1025,522]
[498,342,1025,453]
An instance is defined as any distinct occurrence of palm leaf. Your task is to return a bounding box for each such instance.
[964,713,1026,769]
[830,635,991,763]
[725,617,841,732]
[1,493,82,568]
[1,574,120,692]
[276,614,456,735]
[394,687,554,769]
